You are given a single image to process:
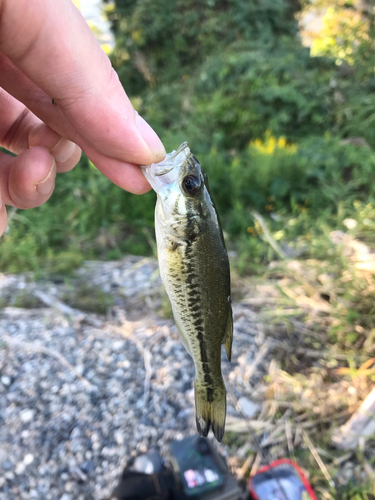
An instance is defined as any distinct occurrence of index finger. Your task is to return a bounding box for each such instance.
[0,0,165,166]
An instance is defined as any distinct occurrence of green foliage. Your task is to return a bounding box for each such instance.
[336,483,375,500]
[334,80,375,149]
[110,0,336,152]
[62,281,114,315]
[304,0,375,79]
[0,155,156,274]
[13,290,42,309]
[110,0,301,91]
[197,136,375,233]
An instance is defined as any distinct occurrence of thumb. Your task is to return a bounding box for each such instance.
[0,0,165,166]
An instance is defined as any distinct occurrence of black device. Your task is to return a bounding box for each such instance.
[112,436,243,500]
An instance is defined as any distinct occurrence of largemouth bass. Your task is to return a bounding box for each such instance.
[142,142,233,442]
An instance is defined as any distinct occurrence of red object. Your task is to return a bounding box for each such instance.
[248,458,318,500]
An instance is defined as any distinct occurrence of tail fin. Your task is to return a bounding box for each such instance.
[194,380,226,442]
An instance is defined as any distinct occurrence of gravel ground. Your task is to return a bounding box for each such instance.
[0,257,264,500]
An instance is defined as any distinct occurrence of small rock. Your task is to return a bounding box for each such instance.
[15,462,26,475]
[24,454,34,465]
[1,375,11,386]
[92,441,101,451]
[2,460,13,471]
[75,365,85,376]
[114,430,125,446]
[237,397,260,418]
[20,408,35,423]
[4,471,14,481]
[64,482,74,492]
[70,427,80,439]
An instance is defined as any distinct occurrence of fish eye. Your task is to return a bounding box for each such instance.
[182,175,200,196]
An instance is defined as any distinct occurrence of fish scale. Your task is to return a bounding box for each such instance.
[142,142,233,442]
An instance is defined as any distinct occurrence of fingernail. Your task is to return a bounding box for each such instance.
[136,113,166,159]
[36,158,56,195]
[51,138,77,163]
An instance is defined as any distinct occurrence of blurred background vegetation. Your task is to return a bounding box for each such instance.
[1,0,375,276]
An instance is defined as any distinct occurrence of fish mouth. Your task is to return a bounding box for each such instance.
[142,142,191,177]
[168,141,189,160]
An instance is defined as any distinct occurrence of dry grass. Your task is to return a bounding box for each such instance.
[226,230,375,496]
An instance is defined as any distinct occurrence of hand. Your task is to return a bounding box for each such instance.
[0,0,165,236]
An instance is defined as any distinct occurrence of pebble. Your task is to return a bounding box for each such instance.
[237,397,260,418]
[1,375,11,386]
[0,256,260,500]
[15,462,26,475]
[23,454,34,466]
[20,409,35,423]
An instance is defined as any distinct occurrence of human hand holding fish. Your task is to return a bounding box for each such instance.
[142,143,233,442]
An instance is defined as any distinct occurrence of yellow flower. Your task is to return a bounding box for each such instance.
[249,134,297,155]
[254,221,263,234]
[132,30,143,44]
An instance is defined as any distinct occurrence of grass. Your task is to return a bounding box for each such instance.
[13,290,43,309]
[1,135,375,277]
[0,153,156,276]
[221,219,375,497]
[62,281,114,315]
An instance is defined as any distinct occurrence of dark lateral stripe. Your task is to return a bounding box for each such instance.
[200,349,208,363]
[180,216,214,404]
[206,387,214,403]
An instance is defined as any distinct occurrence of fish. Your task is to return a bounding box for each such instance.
[141,142,233,442]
